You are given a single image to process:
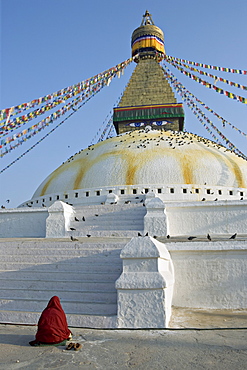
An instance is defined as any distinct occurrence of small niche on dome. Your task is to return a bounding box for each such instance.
[49,197,52,201]
[75,193,78,198]
[86,192,89,197]
[170,188,174,194]
[133,189,137,194]
[240,191,244,196]
[96,191,101,196]
[195,188,199,193]
[229,190,233,196]
[218,190,222,195]
[108,190,112,194]
[157,188,162,194]
[56,195,59,200]
[182,188,187,194]
[65,194,68,199]
[144,188,149,194]
[206,189,211,194]
[120,189,125,195]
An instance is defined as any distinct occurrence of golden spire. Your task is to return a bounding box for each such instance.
[131,10,165,62]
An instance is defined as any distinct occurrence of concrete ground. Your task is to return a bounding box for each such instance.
[0,309,247,370]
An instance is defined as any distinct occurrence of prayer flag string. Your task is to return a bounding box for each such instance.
[164,56,247,91]
[0,83,104,153]
[0,86,102,172]
[0,59,133,152]
[89,89,124,145]
[162,61,247,139]
[164,57,247,104]
[165,55,247,75]
[162,63,247,160]
[97,117,114,143]
[0,58,133,126]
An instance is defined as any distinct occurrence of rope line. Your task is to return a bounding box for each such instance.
[0,86,103,173]
[0,58,133,122]
[165,55,247,91]
[164,57,247,104]
[165,55,247,75]
[162,63,247,160]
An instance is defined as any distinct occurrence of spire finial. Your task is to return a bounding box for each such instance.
[131,12,165,62]
[141,10,154,25]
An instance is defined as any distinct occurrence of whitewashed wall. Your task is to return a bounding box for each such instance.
[0,200,246,238]
[0,208,48,238]
[166,200,247,236]
[169,241,247,309]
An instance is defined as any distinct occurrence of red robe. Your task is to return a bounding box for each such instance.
[35,296,71,344]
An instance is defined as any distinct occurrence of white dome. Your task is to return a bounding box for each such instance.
[32,129,247,199]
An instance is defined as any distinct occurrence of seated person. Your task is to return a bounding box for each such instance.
[29,296,72,346]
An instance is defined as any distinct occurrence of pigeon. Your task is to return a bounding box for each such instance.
[188,236,197,240]
[167,235,170,239]
[229,233,237,239]
[70,227,76,231]
[207,234,212,241]
[95,214,99,217]
[70,236,78,241]
[75,217,79,221]
[87,234,91,237]
[138,232,142,236]
[82,216,85,221]
[125,200,131,204]
[144,232,148,236]
[201,198,206,201]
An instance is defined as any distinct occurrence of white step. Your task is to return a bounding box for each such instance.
[0,310,117,328]
[0,279,116,291]
[0,299,117,315]
[0,238,127,326]
[0,261,122,273]
[0,271,120,282]
[0,289,117,303]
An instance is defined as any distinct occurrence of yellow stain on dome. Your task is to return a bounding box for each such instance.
[181,155,194,184]
[73,150,119,189]
[222,153,245,188]
[38,130,246,196]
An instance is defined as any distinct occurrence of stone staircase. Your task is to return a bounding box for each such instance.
[0,238,129,328]
[68,202,146,237]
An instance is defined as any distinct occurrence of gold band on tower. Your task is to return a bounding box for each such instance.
[131,11,165,62]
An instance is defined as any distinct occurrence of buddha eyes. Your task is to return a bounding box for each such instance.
[152,121,169,126]
[129,122,145,127]
[128,121,170,127]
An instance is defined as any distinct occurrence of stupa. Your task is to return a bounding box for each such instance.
[16,11,246,210]
[0,11,246,328]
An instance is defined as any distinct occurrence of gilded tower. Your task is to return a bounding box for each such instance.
[113,11,184,134]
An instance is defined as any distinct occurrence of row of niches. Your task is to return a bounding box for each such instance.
[20,184,246,208]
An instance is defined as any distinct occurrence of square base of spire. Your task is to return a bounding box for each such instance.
[113,103,184,134]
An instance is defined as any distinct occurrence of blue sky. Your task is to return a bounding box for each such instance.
[1,0,247,208]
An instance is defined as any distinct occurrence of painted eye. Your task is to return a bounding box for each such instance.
[129,122,145,127]
[152,121,170,126]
